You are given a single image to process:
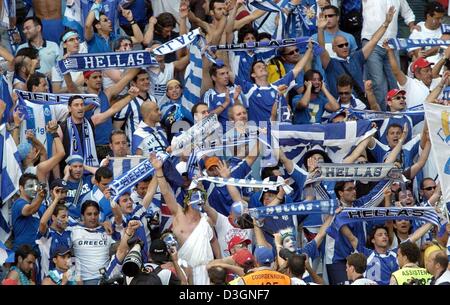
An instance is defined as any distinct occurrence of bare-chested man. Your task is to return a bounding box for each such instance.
[32,0,63,43]
[150,152,221,284]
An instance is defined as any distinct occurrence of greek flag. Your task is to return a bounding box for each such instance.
[108,156,147,178]
[63,0,84,40]
[249,0,286,39]
[181,35,204,111]
[0,75,13,124]
[0,123,22,242]
[273,120,376,165]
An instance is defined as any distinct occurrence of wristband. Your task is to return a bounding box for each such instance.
[156,175,164,178]
[130,20,136,25]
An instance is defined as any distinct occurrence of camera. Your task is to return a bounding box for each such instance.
[33,182,48,193]
[98,268,124,285]
[122,240,143,277]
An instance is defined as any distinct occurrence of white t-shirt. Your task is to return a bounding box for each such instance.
[351,278,378,285]
[69,225,115,281]
[51,42,88,89]
[399,76,441,110]
[148,62,175,103]
[215,213,253,258]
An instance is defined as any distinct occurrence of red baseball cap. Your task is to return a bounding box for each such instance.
[227,235,251,252]
[386,89,406,101]
[411,57,433,74]
[83,70,100,79]
[232,249,254,267]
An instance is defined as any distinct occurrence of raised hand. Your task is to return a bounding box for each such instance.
[304,80,313,92]
[46,120,58,133]
[384,6,395,25]
[149,152,163,171]
[217,159,231,178]
[364,80,373,92]
[128,86,140,97]
[316,13,327,30]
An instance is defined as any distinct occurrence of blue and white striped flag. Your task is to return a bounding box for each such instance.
[0,123,22,243]
[0,75,13,124]
[108,156,147,179]
[181,35,204,111]
[63,0,84,40]
[273,120,377,165]
[249,0,287,39]
[0,240,14,264]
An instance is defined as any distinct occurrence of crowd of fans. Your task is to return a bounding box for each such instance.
[0,0,449,285]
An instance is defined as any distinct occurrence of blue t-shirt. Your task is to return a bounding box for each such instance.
[311,30,358,56]
[11,198,41,251]
[360,246,399,285]
[87,33,112,53]
[325,50,365,98]
[237,71,295,124]
[85,91,112,145]
[202,86,242,130]
[292,93,329,124]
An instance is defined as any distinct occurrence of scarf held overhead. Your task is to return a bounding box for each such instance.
[14,89,100,107]
[58,50,158,74]
[387,38,450,50]
[248,200,338,219]
[306,163,404,184]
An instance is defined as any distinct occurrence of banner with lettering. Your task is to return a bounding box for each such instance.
[248,200,338,219]
[58,50,158,74]
[152,28,201,56]
[14,89,100,107]
[306,163,404,184]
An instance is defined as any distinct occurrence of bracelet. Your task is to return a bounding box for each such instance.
[156,175,164,178]
[130,20,136,25]
[125,231,132,236]
[51,132,59,138]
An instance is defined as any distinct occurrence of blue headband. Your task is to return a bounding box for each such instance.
[62,31,78,42]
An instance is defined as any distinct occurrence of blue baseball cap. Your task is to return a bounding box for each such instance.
[254,245,274,265]
[17,142,32,161]
[50,245,72,258]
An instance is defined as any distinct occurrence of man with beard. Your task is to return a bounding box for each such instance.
[2,244,38,285]
[36,182,72,282]
[292,69,339,124]
[11,173,47,251]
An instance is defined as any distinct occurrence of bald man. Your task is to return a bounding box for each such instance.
[317,6,395,99]
[131,101,169,155]
[426,249,450,285]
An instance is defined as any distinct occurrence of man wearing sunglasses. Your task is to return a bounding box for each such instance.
[317,6,395,100]
[311,5,357,59]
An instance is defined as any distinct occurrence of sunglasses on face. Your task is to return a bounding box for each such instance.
[283,48,299,56]
[422,186,436,191]
[325,14,336,18]
[392,96,406,100]
[336,42,349,48]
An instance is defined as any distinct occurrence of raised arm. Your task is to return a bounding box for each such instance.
[84,0,101,42]
[362,6,395,60]
[384,40,407,86]
[217,160,243,203]
[120,8,143,44]
[343,136,371,164]
[316,14,330,69]
[36,121,66,181]
[143,16,157,47]
[105,68,140,101]
[426,72,448,103]
[409,138,430,180]
[22,188,46,217]
[292,41,313,78]
[140,175,158,210]
[92,86,138,126]
[38,187,63,234]
[321,82,340,112]
[150,152,180,215]
[364,80,381,111]
[296,81,313,110]
[313,213,336,247]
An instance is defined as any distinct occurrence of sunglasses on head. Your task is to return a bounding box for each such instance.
[337,42,349,48]
[283,48,299,56]
[422,186,436,191]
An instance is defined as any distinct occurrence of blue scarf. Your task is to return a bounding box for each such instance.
[109,152,168,201]
[14,89,100,107]
[67,116,98,167]
[58,50,158,74]
[306,163,403,184]
[249,0,287,39]
[248,200,338,219]
[388,38,450,50]
[152,28,201,56]
[349,109,424,121]
[440,24,450,34]
[327,206,440,239]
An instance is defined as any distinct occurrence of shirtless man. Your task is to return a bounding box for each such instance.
[31,0,63,43]
[150,152,221,284]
